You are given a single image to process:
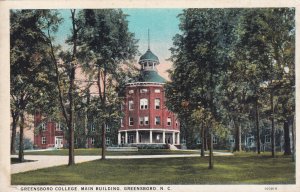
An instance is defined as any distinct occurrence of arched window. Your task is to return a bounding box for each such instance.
[140,98,148,109]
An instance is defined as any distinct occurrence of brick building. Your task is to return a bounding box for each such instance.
[118,48,180,146]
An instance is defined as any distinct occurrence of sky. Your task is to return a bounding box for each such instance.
[56,9,182,79]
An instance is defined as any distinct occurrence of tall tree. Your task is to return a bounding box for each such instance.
[78,9,138,159]
[10,10,58,160]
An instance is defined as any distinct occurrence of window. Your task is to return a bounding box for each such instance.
[175,121,178,127]
[155,116,161,125]
[140,88,148,93]
[120,118,124,127]
[167,117,171,126]
[41,123,46,131]
[42,137,46,144]
[196,139,201,144]
[155,99,160,109]
[129,117,134,126]
[106,137,110,145]
[74,138,77,144]
[139,117,144,125]
[56,122,62,131]
[229,138,235,143]
[91,138,95,145]
[128,100,134,110]
[106,125,110,133]
[140,98,148,109]
[213,136,217,144]
[154,89,160,93]
[144,116,149,125]
[120,103,124,110]
[265,135,271,143]
[128,90,134,94]
[91,123,95,132]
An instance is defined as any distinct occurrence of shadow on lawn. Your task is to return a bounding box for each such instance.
[11,158,37,164]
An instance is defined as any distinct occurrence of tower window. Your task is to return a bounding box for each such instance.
[128,90,134,94]
[167,117,171,126]
[140,98,148,109]
[154,89,160,93]
[139,117,144,125]
[120,118,124,127]
[56,122,62,131]
[155,99,160,109]
[129,117,134,126]
[140,89,148,93]
[144,116,149,125]
[155,116,161,125]
[129,100,134,110]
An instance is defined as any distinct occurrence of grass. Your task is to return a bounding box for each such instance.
[24,148,200,156]
[12,152,295,185]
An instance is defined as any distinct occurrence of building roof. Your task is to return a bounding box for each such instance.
[139,49,160,64]
[139,70,166,83]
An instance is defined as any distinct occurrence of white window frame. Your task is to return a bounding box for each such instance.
[196,138,201,144]
[42,137,46,144]
[128,90,134,94]
[155,116,161,125]
[140,98,148,110]
[265,135,271,143]
[167,117,171,126]
[41,123,46,131]
[128,100,134,110]
[91,138,95,145]
[155,98,160,109]
[106,125,110,133]
[120,118,124,127]
[91,123,95,132]
[139,117,144,125]
[213,136,217,144]
[129,117,134,126]
[140,88,148,93]
[56,122,62,131]
[106,137,110,145]
[154,89,161,93]
[144,116,149,125]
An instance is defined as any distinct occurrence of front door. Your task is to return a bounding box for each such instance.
[55,136,63,148]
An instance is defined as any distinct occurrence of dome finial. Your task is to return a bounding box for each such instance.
[148,28,150,50]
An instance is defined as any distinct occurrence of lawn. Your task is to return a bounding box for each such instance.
[11,152,295,185]
[24,148,200,156]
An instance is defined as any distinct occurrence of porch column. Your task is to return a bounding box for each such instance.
[163,131,166,144]
[118,132,121,145]
[172,132,175,144]
[136,130,139,143]
[177,132,180,144]
[125,131,128,144]
[150,130,153,144]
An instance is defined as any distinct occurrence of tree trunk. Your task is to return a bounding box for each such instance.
[234,119,242,152]
[255,98,261,154]
[18,112,25,162]
[204,128,208,151]
[208,130,213,169]
[101,123,106,160]
[283,119,291,155]
[11,110,19,155]
[271,89,275,158]
[291,116,295,162]
[200,125,205,157]
[68,66,75,166]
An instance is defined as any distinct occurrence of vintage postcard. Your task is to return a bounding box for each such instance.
[0,0,299,192]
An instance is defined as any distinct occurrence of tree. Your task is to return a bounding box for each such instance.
[77,9,138,159]
[10,10,58,160]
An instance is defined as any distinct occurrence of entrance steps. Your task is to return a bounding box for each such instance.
[169,144,179,150]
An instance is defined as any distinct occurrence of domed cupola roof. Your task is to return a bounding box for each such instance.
[139,49,160,64]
